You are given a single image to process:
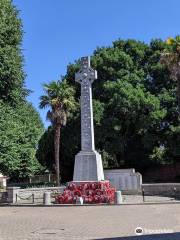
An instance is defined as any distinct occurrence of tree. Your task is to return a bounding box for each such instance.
[102,80,166,169]
[0,100,44,180]
[39,80,76,185]
[0,0,44,180]
[160,36,180,115]
[0,0,27,104]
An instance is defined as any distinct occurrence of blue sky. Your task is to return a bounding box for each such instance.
[13,0,180,127]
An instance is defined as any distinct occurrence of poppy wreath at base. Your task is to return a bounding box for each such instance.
[55,181,116,204]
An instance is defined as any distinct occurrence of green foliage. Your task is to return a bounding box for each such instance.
[36,127,55,172]
[0,0,26,104]
[39,80,76,126]
[37,38,180,181]
[13,182,56,189]
[160,36,180,114]
[0,101,44,179]
[101,80,166,168]
[0,0,44,179]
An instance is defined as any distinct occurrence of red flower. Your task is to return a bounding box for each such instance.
[77,184,83,191]
[86,190,94,196]
[95,189,103,196]
[91,183,96,190]
[68,182,76,191]
[74,190,81,197]
[83,183,89,190]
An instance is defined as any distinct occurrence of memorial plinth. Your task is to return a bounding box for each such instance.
[56,56,115,204]
[73,150,104,181]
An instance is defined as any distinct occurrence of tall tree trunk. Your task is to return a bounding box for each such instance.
[54,124,61,186]
[177,78,180,116]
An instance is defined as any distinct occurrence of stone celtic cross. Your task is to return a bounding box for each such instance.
[75,56,97,152]
[73,56,104,181]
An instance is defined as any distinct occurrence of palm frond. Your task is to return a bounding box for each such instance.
[39,95,51,109]
[40,79,76,126]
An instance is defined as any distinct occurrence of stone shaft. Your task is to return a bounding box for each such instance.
[75,56,97,151]
[80,79,94,151]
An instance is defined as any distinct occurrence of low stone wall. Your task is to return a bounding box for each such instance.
[142,183,180,197]
[7,186,65,204]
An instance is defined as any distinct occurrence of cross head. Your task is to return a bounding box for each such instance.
[75,56,97,84]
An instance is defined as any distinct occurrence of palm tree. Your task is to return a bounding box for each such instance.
[39,80,76,186]
[160,36,180,115]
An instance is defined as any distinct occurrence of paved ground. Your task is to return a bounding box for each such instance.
[1,204,180,240]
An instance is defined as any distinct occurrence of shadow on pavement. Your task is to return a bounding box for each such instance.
[96,232,180,240]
